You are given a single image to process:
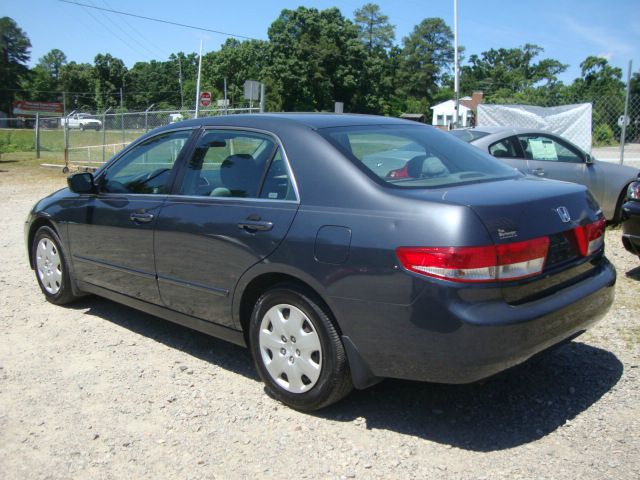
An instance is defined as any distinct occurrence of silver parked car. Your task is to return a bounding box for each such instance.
[451,127,639,222]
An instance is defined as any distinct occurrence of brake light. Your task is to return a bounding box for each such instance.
[396,236,550,283]
[573,218,606,256]
[387,164,409,179]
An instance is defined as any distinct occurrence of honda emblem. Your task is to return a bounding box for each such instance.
[556,206,571,223]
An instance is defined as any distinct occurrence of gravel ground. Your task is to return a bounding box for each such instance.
[1,169,639,480]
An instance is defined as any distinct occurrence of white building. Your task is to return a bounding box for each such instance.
[430,92,484,129]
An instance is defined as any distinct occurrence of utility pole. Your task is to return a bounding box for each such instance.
[619,59,632,165]
[195,40,203,119]
[224,77,228,114]
[259,83,265,113]
[177,55,184,110]
[453,0,459,129]
[120,87,125,144]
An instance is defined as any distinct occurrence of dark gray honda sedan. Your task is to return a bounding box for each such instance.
[25,114,616,411]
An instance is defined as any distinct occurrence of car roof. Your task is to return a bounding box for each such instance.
[167,113,415,131]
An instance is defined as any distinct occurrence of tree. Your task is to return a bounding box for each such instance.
[59,62,96,112]
[353,3,394,53]
[20,49,68,102]
[93,53,127,111]
[460,44,567,100]
[267,7,366,111]
[0,17,31,115]
[202,38,270,108]
[398,18,454,107]
[126,59,182,110]
[38,49,67,81]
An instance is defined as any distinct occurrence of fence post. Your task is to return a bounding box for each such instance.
[144,104,155,133]
[619,59,632,165]
[63,119,69,170]
[121,111,125,145]
[35,112,40,159]
[102,107,112,164]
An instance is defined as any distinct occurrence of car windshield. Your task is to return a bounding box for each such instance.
[320,125,518,189]
[449,129,490,143]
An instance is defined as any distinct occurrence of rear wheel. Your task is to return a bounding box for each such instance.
[32,226,80,305]
[611,186,631,225]
[249,284,352,411]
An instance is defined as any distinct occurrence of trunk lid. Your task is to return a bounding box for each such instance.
[398,176,605,303]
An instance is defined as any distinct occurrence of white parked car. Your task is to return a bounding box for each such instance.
[61,113,102,131]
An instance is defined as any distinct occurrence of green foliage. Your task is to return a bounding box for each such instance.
[0,128,34,153]
[398,18,454,109]
[267,6,366,111]
[353,3,395,52]
[593,124,615,146]
[460,44,567,100]
[0,16,31,114]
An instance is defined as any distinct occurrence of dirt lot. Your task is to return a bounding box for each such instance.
[1,163,639,479]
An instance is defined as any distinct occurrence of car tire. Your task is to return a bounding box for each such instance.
[611,185,631,225]
[249,284,353,411]
[32,226,80,305]
[79,124,85,131]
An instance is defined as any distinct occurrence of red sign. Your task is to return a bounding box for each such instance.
[12,101,64,116]
[199,91,212,107]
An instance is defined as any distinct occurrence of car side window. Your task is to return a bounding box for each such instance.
[489,137,520,159]
[517,135,583,163]
[179,130,275,198]
[260,148,296,201]
[100,130,191,194]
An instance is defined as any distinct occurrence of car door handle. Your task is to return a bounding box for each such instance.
[130,212,154,223]
[531,168,545,176]
[237,220,273,232]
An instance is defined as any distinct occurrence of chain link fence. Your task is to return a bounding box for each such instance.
[2,94,639,171]
[0,107,258,172]
[481,94,640,148]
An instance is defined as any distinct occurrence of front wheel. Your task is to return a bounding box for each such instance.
[249,284,352,411]
[32,226,80,305]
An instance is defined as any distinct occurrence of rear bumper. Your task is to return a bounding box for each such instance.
[333,258,616,384]
[622,201,640,256]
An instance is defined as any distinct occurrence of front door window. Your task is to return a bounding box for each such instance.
[101,130,192,194]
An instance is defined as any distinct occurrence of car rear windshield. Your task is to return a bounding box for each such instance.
[449,129,490,143]
[320,125,517,189]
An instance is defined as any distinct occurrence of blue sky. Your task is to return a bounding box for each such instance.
[3,0,639,83]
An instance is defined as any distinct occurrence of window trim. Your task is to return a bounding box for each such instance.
[168,126,300,204]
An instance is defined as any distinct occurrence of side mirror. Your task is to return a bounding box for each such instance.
[67,172,95,194]
[585,153,594,165]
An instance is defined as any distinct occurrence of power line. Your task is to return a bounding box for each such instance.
[100,0,167,59]
[58,0,259,41]
[88,0,162,60]
[77,2,153,61]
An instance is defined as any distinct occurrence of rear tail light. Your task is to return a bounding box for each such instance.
[396,236,550,283]
[398,218,606,283]
[573,218,606,256]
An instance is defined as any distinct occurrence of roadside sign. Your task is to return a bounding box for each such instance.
[12,101,64,116]
[618,115,630,128]
[199,91,212,108]
[244,80,260,101]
